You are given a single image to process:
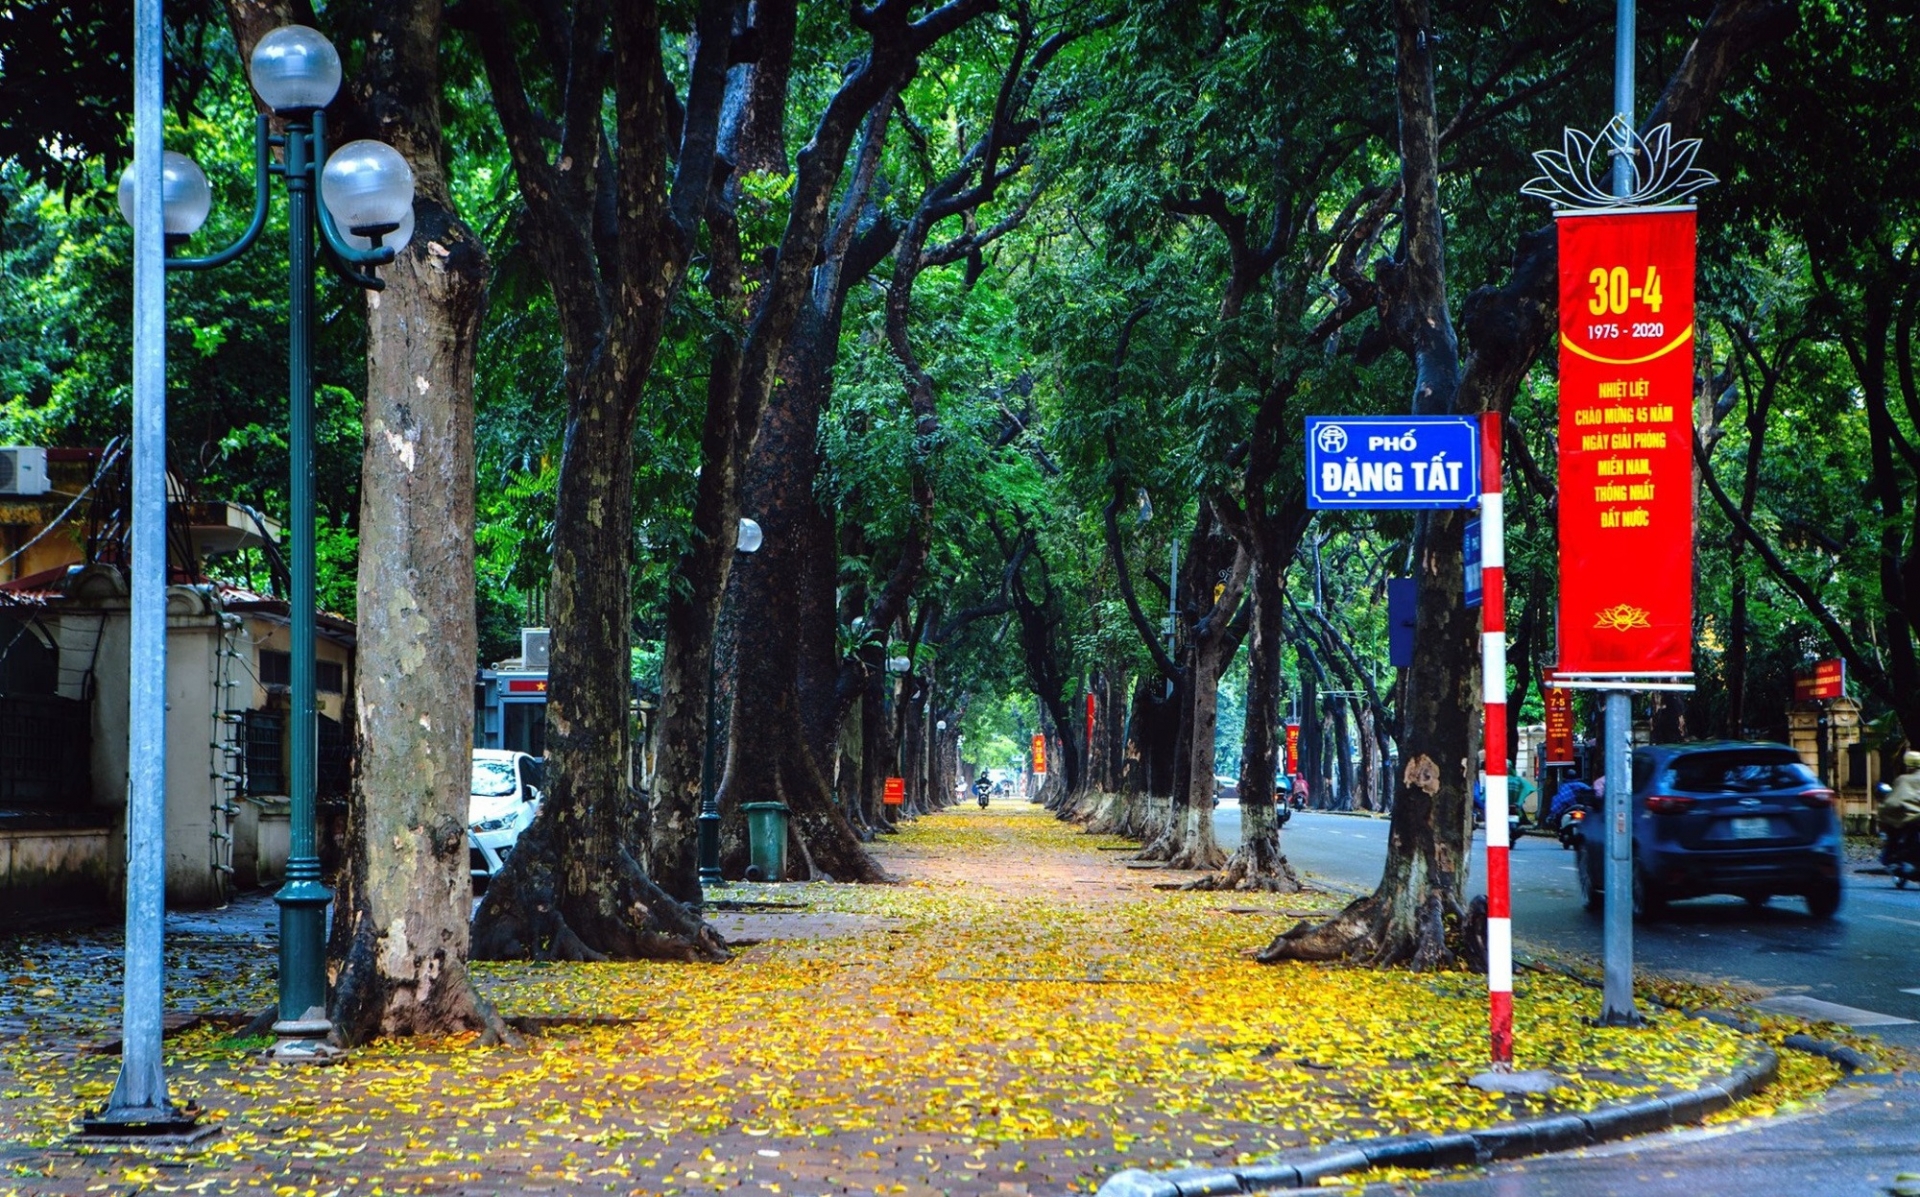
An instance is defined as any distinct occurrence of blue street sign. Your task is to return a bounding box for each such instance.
[1305,416,1481,510]
[1463,518,1483,608]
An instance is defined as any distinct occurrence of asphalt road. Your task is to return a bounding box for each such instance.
[1215,805,1920,1048]
[1360,1073,1920,1197]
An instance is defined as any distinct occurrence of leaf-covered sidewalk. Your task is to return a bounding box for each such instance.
[0,803,1856,1196]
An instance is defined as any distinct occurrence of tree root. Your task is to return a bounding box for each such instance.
[1256,885,1480,970]
[329,908,525,1049]
[1133,820,1177,861]
[1183,846,1302,892]
[472,822,731,963]
[1163,840,1229,872]
[1081,794,1124,835]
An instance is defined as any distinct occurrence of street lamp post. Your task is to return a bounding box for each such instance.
[123,24,415,1062]
[698,518,764,890]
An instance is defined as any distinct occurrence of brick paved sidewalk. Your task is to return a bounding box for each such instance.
[1,802,1813,1197]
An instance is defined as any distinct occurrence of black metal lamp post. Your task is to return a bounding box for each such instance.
[698,517,763,889]
[120,24,414,1061]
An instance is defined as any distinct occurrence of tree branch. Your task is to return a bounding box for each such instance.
[1693,429,1896,706]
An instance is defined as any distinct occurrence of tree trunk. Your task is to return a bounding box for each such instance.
[1187,556,1300,891]
[465,0,735,961]
[1262,0,1476,968]
[1299,668,1323,806]
[718,324,887,883]
[647,208,748,904]
[1261,512,1479,965]
[1333,699,1357,810]
[1356,703,1382,812]
[1148,531,1246,869]
[299,0,505,1044]
[472,363,729,961]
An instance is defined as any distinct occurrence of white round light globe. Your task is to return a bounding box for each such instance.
[116,151,213,236]
[320,140,415,233]
[341,204,414,254]
[736,517,764,554]
[248,25,342,113]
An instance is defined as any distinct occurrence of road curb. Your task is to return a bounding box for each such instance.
[1094,1049,1778,1197]
[1691,1008,1877,1075]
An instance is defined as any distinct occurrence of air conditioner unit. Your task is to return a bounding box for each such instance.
[521,627,551,669]
[0,448,49,496]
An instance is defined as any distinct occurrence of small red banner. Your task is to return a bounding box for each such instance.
[883,776,905,806]
[1284,722,1301,777]
[1555,208,1696,675]
[505,678,547,694]
[1793,658,1846,702]
[1031,734,1047,773]
[1543,673,1576,766]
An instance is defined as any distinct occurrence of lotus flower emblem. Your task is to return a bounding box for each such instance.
[1593,603,1653,632]
[1521,117,1717,210]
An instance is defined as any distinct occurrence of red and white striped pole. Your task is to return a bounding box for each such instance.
[1480,410,1513,1068]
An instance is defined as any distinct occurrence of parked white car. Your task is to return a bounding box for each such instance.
[470,749,543,883]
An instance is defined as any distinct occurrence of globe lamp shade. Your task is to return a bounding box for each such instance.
[341,204,415,254]
[736,518,764,554]
[248,25,342,113]
[116,151,212,237]
[320,140,415,235]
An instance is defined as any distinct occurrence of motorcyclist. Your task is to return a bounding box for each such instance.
[973,773,992,808]
[1878,751,1920,868]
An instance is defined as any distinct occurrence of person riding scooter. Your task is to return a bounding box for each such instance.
[1878,751,1920,886]
[1546,776,1597,850]
[973,773,992,809]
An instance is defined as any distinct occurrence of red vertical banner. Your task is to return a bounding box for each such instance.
[1555,209,1696,675]
[883,776,905,806]
[1085,692,1096,764]
[1031,734,1047,774]
[1543,673,1576,765]
[1283,722,1301,777]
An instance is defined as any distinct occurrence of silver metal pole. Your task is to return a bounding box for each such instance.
[1599,0,1641,1027]
[1601,690,1637,1021]
[98,0,174,1126]
[1612,0,1637,196]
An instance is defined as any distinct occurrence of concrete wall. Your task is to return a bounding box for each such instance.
[45,568,258,908]
[9,566,337,914]
[0,826,114,923]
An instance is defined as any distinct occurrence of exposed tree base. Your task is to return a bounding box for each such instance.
[1081,789,1142,836]
[1183,834,1302,892]
[1164,840,1228,872]
[721,729,892,884]
[1256,887,1486,972]
[1134,804,1224,870]
[471,813,730,963]
[330,918,521,1048]
[1133,808,1182,861]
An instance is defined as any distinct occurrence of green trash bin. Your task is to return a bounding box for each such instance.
[743,802,790,881]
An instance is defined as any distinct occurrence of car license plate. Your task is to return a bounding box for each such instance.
[1730,816,1771,840]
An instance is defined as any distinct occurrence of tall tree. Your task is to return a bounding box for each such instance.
[1265,0,1791,965]
[310,0,504,1042]
[465,0,737,960]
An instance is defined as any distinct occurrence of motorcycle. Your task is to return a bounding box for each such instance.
[973,779,992,809]
[1879,782,1920,888]
[1544,780,1597,851]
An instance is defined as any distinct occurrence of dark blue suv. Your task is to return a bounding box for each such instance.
[1576,742,1844,918]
